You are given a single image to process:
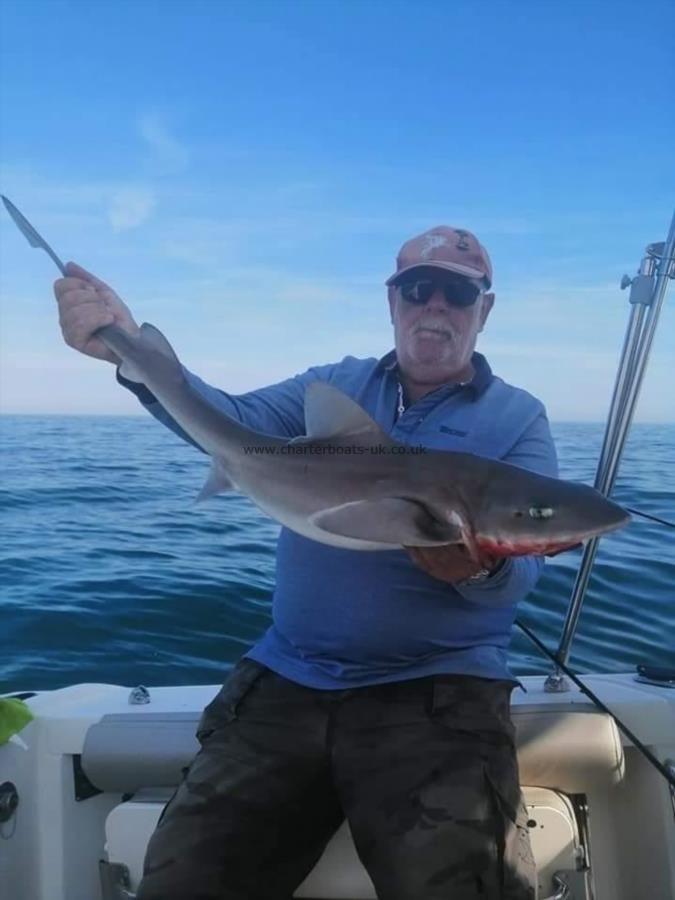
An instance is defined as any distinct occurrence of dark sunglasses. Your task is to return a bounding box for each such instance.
[397,276,483,308]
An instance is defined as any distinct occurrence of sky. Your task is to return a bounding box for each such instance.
[0,0,673,422]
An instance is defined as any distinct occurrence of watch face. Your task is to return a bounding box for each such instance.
[468,568,491,582]
[468,559,506,583]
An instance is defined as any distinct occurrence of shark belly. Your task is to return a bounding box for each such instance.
[228,451,401,551]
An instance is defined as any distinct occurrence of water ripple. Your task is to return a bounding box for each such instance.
[1,416,673,693]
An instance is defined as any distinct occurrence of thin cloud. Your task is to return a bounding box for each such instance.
[139,113,189,176]
[108,187,157,232]
[0,164,157,234]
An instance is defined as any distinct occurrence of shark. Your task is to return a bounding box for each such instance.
[94,321,630,560]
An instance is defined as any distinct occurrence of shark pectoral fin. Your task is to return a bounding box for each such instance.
[310,499,463,547]
[196,460,236,503]
[303,382,395,447]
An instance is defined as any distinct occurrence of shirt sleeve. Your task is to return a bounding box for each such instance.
[455,405,559,606]
[116,362,339,452]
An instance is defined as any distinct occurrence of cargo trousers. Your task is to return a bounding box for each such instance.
[136,659,537,900]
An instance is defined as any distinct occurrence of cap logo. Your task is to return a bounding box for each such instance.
[420,233,448,259]
[455,229,470,251]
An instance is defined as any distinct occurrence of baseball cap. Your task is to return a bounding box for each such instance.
[386,225,493,289]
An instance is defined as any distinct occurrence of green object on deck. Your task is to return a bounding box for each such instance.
[0,697,34,744]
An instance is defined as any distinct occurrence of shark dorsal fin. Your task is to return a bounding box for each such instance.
[303,382,393,445]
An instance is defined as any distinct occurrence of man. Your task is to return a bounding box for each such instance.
[54,225,556,899]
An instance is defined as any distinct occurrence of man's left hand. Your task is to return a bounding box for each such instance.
[405,543,503,584]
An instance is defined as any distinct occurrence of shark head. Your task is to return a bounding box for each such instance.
[469,463,631,557]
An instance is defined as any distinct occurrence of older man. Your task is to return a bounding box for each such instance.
[55,226,555,899]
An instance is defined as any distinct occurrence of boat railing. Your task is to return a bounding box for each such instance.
[545,210,675,692]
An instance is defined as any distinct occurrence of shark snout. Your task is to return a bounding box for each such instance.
[473,486,631,558]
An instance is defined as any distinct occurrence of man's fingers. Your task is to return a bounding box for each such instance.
[404,546,430,565]
[64,261,111,291]
[56,273,134,322]
[56,287,102,312]
[54,276,95,298]
[58,304,114,347]
[405,544,469,561]
[405,544,473,581]
[51,264,128,363]
[58,299,113,328]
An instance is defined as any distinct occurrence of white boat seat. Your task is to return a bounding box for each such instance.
[513,707,624,792]
[83,706,624,796]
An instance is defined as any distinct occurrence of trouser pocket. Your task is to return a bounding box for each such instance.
[484,766,538,900]
[195,657,268,743]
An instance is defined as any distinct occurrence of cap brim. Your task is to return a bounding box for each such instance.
[385,261,489,288]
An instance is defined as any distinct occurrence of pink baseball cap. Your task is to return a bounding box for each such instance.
[386,225,493,289]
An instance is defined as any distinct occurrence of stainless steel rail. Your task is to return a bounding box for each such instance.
[545,211,675,692]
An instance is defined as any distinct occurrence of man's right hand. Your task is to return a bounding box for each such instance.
[53,261,140,365]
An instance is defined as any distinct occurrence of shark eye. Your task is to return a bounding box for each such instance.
[529,506,554,520]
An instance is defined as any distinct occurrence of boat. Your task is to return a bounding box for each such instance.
[1,213,674,900]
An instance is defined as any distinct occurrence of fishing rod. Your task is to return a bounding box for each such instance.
[625,507,674,529]
[516,619,675,789]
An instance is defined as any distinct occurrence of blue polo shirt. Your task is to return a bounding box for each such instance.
[119,350,558,688]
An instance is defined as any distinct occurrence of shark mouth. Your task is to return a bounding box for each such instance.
[475,519,629,558]
[475,535,586,558]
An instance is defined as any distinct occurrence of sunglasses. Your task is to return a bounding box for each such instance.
[397,276,483,308]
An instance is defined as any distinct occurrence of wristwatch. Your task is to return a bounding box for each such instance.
[466,559,506,583]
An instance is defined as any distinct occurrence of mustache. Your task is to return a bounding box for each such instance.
[413,320,454,337]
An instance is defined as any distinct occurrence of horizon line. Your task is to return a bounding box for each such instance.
[1,412,673,427]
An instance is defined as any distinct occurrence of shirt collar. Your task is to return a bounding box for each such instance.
[377,350,493,400]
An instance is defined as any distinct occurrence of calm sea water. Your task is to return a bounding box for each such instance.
[1,416,673,695]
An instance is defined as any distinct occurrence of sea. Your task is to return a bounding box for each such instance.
[1,416,673,695]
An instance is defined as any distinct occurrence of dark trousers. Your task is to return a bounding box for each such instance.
[136,659,537,900]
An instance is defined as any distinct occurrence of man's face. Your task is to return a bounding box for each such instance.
[388,267,495,384]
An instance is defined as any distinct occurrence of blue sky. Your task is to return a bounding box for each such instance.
[0,0,673,421]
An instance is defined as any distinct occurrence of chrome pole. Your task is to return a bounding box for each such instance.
[594,303,647,489]
[594,236,667,492]
[545,211,675,692]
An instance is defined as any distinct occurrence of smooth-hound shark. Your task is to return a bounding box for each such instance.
[95,321,630,560]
